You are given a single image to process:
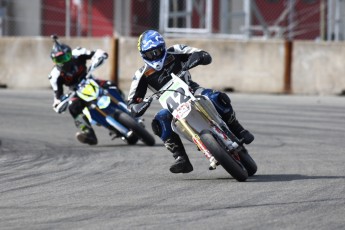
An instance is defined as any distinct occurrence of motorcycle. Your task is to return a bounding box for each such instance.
[132,71,257,181]
[54,50,155,146]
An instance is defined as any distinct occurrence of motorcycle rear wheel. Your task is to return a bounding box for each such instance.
[115,111,155,146]
[200,130,248,182]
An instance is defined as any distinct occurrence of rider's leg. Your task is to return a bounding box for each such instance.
[151,109,193,173]
[69,97,97,145]
[199,89,254,144]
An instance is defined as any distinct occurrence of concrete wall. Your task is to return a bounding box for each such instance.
[0,37,345,95]
[119,37,286,93]
[292,41,345,95]
[0,37,114,89]
[117,38,345,95]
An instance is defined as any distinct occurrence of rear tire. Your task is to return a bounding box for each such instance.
[200,130,248,182]
[115,111,155,146]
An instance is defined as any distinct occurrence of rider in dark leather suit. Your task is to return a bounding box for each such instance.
[48,35,120,145]
[128,30,254,174]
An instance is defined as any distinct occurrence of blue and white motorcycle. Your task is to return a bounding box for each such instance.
[55,51,155,146]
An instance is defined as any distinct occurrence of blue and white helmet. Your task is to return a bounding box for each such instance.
[137,30,167,71]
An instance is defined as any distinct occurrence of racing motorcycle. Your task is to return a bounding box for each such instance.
[132,71,257,181]
[54,50,155,146]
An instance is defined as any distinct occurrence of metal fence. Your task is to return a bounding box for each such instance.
[0,0,344,41]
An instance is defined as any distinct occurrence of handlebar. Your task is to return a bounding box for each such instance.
[53,92,75,114]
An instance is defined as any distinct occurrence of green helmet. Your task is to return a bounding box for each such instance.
[50,35,72,67]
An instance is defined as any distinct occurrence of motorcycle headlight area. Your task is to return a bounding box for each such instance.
[97,96,111,109]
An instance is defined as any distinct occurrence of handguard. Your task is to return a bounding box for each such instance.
[53,93,73,114]
[53,100,69,114]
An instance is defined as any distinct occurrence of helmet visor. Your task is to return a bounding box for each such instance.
[142,47,165,61]
[52,52,72,64]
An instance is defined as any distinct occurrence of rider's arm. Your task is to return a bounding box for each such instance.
[168,44,212,70]
[127,67,149,110]
[48,67,64,100]
[77,47,108,61]
[48,67,64,107]
[72,47,95,60]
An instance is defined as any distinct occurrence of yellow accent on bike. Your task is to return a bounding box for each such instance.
[77,79,100,102]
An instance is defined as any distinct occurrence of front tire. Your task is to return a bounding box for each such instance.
[115,111,155,146]
[200,130,248,182]
[238,147,257,176]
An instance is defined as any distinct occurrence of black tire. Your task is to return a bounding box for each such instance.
[238,147,257,176]
[115,111,155,146]
[200,130,248,182]
[125,132,139,145]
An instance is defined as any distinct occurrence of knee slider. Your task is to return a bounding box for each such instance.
[151,109,173,141]
[218,92,231,107]
[151,119,162,136]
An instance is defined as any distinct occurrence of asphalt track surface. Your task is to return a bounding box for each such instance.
[0,89,344,230]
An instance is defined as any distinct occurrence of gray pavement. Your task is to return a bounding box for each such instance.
[0,89,344,230]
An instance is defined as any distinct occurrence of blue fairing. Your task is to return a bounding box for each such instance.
[88,87,128,128]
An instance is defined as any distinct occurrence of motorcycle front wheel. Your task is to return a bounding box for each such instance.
[115,111,155,146]
[200,130,248,182]
[238,147,257,177]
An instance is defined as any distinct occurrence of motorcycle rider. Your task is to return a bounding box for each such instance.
[48,35,121,145]
[128,30,254,174]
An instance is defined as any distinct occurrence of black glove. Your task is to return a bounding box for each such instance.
[182,52,202,71]
[130,99,152,117]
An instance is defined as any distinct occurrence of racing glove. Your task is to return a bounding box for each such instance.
[182,51,212,71]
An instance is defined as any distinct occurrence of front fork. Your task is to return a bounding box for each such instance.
[90,91,133,139]
[193,99,242,151]
[177,119,219,169]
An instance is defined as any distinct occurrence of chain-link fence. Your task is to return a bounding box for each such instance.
[0,0,344,41]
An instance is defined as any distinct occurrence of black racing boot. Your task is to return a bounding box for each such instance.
[76,128,97,145]
[170,155,193,174]
[164,133,193,174]
[225,111,254,145]
[228,119,254,144]
[74,114,98,145]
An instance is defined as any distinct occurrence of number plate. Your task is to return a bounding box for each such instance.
[172,101,191,119]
